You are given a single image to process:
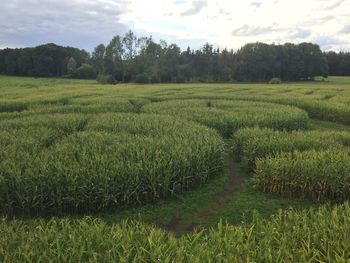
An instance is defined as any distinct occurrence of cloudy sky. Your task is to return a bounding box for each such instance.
[1,0,350,52]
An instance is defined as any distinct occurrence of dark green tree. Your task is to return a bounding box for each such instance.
[67,57,77,76]
[298,42,328,79]
[17,49,33,75]
[235,42,277,81]
[75,63,96,79]
[104,36,124,81]
[91,44,106,74]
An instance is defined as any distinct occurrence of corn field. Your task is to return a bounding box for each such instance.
[0,113,224,215]
[1,76,350,260]
[142,99,310,137]
[254,149,350,202]
[1,203,350,262]
[232,127,350,169]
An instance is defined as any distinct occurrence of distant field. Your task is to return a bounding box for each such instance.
[1,75,349,123]
[0,75,349,262]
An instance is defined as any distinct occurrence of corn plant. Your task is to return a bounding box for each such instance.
[1,203,350,262]
[254,149,350,202]
[232,127,350,169]
[0,113,224,216]
[142,99,310,137]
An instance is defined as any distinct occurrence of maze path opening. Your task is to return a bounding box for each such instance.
[159,154,244,236]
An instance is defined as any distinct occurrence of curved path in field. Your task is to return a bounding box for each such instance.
[160,154,244,236]
[158,118,350,236]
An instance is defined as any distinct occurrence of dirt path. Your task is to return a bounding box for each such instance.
[159,154,244,235]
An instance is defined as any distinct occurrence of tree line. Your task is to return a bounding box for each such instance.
[0,30,349,83]
[325,52,350,76]
[0,44,91,78]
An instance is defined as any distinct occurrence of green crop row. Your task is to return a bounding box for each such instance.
[281,99,350,125]
[248,97,350,125]
[0,97,151,115]
[232,127,350,169]
[142,99,310,137]
[163,93,350,125]
[249,96,350,125]
[218,96,350,126]
[31,103,136,114]
[30,97,151,114]
[0,101,28,112]
[1,203,350,262]
[254,149,350,202]
[0,113,224,216]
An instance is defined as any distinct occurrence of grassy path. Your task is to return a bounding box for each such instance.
[156,117,350,235]
[94,117,350,236]
[310,119,350,132]
[160,155,244,235]
[96,149,313,236]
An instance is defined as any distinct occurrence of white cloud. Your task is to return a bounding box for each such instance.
[120,0,350,51]
[0,0,129,50]
[1,0,350,51]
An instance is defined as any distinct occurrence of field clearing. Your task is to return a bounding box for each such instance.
[0,75,350,261]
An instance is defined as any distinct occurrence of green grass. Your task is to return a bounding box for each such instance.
[94,165,230,228]
[86,154,313,235]
[310,119,350,132]
[198,161,314,226]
